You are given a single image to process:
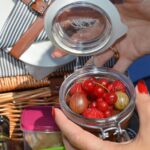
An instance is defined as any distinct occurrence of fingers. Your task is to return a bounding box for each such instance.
[136,91,150,118]
[94,50,114,67]
[86,50,132,73]
[51,48,67,58]
[136,87,150,115]
[134,81,150,150]
[85,49,114,67]
[54,108,106,150]
[135,90,150,138]
[62,135,78,150]
[86,50,114,67]
[136,80,149,94]
[135,81,150,128]
[113,57,132,73]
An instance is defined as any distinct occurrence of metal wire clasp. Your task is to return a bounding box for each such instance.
[28,0,52,7]
[44,0,52,5]
[99,124,130,142]
[27,0,52,14]
[28,0,36,7]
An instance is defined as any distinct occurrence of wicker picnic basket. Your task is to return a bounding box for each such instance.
[0,73,69,150]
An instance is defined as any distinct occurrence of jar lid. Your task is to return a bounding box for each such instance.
[45,0,127,56]
[21,106,59,132]
[51,3,111,54]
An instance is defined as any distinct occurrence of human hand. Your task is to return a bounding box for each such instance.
[92,0,150,73]
[51,0,150,73]
[54,80,150,150]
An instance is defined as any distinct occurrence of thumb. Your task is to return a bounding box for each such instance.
[135,81,150,134]
[54,108,105,150]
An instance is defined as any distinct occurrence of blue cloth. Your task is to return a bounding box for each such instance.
[128,55,150,82]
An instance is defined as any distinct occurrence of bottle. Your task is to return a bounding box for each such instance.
[0,116,10,150]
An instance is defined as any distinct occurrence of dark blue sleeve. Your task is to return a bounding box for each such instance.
[128,55,150,82]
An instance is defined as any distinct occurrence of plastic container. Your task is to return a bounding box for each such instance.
[21,106,63,150]
[59,65,136,141]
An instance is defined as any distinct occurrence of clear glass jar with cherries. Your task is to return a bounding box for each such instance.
[59,65,135,142]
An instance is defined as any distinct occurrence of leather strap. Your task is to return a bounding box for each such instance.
[22,0,49,15]
[10,16,44,59]
[9,0,50,59]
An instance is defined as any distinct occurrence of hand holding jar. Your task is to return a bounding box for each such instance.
[51,0,150,73]
[54,80,150,150]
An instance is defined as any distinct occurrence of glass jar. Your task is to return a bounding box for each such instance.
[45,0,127,56]
[59,65,135,141]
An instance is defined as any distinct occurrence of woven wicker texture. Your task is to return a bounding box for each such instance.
[0,73,69,93]
[0,75,50,93]
[0,76,64,141]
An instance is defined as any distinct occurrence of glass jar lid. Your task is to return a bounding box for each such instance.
[45,0,128,56]
[52,3,112,55]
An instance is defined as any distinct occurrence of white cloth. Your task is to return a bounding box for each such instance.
[0,0,114,79]
[0,0,75,79]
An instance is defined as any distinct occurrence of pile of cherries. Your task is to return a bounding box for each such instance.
[67,76,129,119]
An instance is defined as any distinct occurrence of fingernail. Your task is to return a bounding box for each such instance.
[52,107,55,119]
[137,80,149,94]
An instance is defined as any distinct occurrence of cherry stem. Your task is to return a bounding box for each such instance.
[94,82,110,92]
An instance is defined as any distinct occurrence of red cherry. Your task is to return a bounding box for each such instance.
[89,76,97,82]
[102,92,107,98]
[87,93,97,101]
[97,101,109,112]
[89,101,97,108]
[104,110,112,118]
[69,82,85,95]
[96,97,104,104]
[113,80,126,92]
[98,78,109,87]
[104,92,117,105]
[69,93,89,114]
[108,105,114,111]
[83,108,105,119]
[93,86,105,98]
[107,83,115,92]
[82,78,95,92]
